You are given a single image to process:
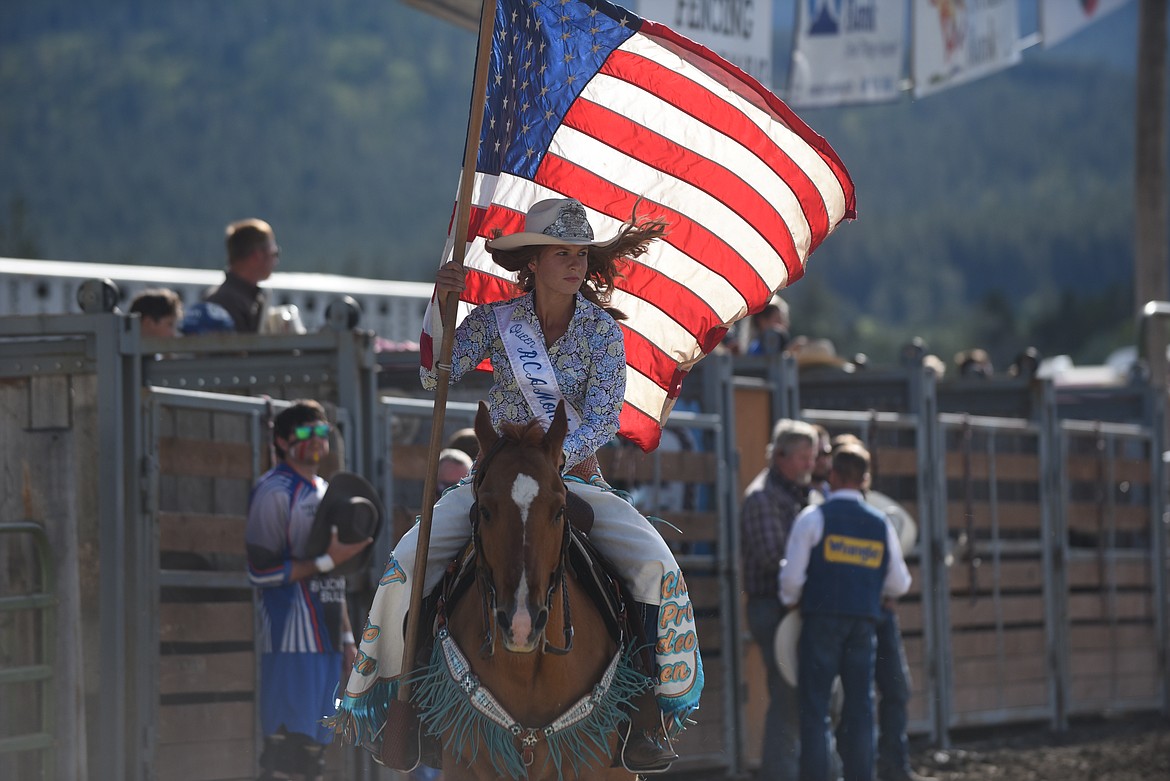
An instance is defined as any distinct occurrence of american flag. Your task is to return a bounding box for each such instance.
[423,0,856,451]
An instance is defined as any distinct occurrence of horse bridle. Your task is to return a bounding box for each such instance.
[469,435,575,659]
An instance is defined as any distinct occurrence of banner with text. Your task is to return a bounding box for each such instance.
[637,0,773,88]
[912,0,1020,98]
[1040,0,1132,49]
[789,0,906,108]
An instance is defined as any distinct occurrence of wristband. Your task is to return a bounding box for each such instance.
[341,631,355,645]
[314,554,336,573]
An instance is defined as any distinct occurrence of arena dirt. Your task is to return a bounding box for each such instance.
[911,712,1169,781]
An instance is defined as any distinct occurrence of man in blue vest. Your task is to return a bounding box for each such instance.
[812,433,936,781]
[780,443,911,781]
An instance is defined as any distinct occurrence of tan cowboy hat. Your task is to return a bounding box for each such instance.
[792,337,852,371]
[307,472,385,576]
[773,610,801,688]
[485,198,618,268]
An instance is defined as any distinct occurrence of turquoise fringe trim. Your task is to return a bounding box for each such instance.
[326,677,398,753]
[410,641,651,780]
[326,650,702,768]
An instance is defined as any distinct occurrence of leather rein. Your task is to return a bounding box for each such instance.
[469,434,574,659]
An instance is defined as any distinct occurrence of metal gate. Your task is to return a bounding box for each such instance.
[137,387,357,781]
[0,522,56,780]
[0,312,139,781]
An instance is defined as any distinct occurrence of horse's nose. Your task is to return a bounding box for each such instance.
[533,607,549,634]
[508,607,535,648]
[496,609,510,629]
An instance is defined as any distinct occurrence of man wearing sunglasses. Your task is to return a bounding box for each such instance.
[245,400,372,780]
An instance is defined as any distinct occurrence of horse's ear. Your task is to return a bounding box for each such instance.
[474,400,498,453]
[544,401,569,460]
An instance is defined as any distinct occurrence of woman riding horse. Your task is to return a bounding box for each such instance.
[412,399,654,780]
[333,198,703,773]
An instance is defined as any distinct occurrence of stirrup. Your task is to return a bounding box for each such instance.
[379,698,422,772]
[619,713,678,775]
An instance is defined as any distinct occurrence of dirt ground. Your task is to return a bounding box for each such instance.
[386,712,1169,780]
[908,712,1169,781]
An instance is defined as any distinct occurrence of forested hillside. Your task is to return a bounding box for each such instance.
[787,58,1136,366]
[0,0,1145,367]
[1,1,476,272]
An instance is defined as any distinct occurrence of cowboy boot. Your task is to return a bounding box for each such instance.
[298,741,326,781]
[257,734,287,780]
[262,732,326,781]
[621,690,678,774]
[288,734,327,776]
[620,603,679,774]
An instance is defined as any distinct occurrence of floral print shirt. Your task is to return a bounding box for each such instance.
[421,292,626,469]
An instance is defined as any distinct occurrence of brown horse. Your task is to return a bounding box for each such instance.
[410,401,644,781]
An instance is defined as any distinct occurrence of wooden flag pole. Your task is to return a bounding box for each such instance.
[394,0,498,718]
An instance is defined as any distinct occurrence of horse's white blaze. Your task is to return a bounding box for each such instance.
[511,578,532,642]
[510,472,540,527]
[509,472,540,641]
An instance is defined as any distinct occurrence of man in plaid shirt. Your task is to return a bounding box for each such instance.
[741,418,820,781]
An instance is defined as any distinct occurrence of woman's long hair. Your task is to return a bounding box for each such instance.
[488,199,667,321]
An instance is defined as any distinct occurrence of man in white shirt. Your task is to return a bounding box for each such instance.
[780,444,911,781]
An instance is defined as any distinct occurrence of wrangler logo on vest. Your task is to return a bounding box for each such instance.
[823,534,884,568]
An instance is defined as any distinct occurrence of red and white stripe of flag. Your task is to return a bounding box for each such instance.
[424,17,855,452]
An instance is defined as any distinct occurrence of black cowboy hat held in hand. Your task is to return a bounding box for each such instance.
[307,472,385,577]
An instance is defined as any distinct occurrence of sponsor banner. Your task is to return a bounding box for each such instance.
[789,0,907,108]
[912,0,1021,98]
[1040,0,1132,48]
[637,0,773,87]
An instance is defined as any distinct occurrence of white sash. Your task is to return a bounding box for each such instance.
[495,300,583,432]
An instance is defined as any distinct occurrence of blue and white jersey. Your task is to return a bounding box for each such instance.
[245,463,344,653]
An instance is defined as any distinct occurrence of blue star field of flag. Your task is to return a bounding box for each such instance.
[477,0,642,181]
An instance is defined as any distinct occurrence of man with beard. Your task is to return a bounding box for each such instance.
[741,419,819,780]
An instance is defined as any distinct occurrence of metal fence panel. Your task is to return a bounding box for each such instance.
[142,387,361,781]
[1059,421,1165,717]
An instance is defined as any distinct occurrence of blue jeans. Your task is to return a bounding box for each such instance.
[797,613,876,781]
[876,605,912,776]
[746,597,800,781]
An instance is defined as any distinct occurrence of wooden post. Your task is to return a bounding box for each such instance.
[1135,0,1169,397]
